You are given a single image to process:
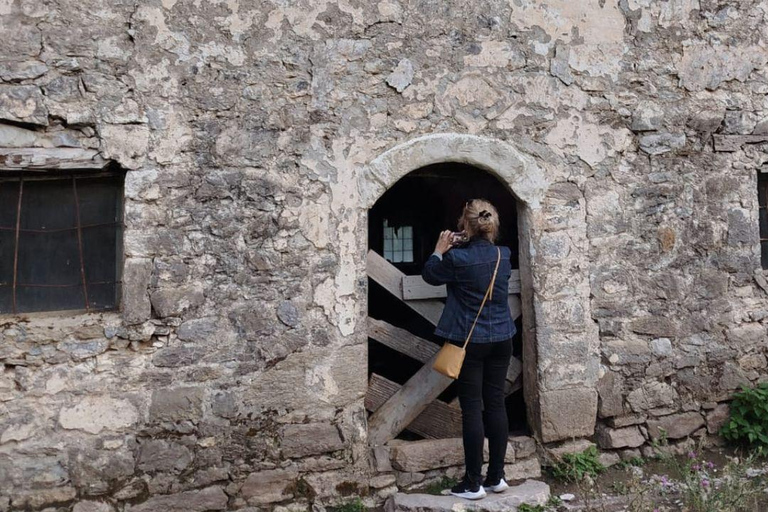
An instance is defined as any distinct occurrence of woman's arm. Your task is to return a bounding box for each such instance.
[422,230,456,285]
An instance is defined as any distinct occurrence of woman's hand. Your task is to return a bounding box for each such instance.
[434,230,454,255]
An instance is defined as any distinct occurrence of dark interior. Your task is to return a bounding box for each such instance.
[367,162,528,436]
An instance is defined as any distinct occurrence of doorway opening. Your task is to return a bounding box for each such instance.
[365,162,527,443]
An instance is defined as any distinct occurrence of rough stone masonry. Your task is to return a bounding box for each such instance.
[2,0,768,510]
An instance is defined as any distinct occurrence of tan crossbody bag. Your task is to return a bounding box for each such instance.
[432,247,502,379]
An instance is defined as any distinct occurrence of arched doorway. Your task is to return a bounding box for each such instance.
[360,133,599,448]
[365,163,527,444]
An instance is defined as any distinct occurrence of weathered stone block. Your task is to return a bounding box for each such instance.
[596,425,645,449]
[0,85,48,126]
[626,381,678,413]
[137,440,193,474]
[629,317,677,337]
[509,436,536,459]
[126,487,227,512]
[390,438,515,472]
[73,501,114,512]
[150,285,205,318]
[706,403,730,434]
[597,370,624,418]
[503,457,541,481]
[547,439,595,459]
[122,258,153,325]
[59,397,139,434]
[177,317,220,343]
[630,102,663,132]
[539,388,598,443]
[280,423,344,458]
[149,387,204,422]
[647,412,705,440]
[384,479,550,512]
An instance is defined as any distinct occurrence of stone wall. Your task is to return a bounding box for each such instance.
[2,0,768,510]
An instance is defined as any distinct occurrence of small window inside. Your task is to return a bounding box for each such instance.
[760,172,768,269]
[0,172,124,315]
[383,220,413,263]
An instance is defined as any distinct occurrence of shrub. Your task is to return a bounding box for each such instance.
[550,446,606,482]
[720,382,768,450]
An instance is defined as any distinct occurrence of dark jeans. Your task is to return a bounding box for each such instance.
[455,338,512,483]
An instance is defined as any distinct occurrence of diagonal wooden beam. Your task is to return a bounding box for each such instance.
[367,250,444,325]
[365,373,462,439]
[367,351,454,446]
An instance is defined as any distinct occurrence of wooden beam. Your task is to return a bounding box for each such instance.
[367,250,443,325]
[367,351,454,445]
[713,134,768,152]
[403,270,521,300]
[368,318,439,363]
[0,148,109,170]
[365,374,462,439]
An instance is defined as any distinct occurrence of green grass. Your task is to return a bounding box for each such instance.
[550,446,606,482]
[423,476,458,495]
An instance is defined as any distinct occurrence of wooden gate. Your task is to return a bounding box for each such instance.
[365,250,523,446]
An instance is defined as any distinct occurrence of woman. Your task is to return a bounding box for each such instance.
[422,199,516,500]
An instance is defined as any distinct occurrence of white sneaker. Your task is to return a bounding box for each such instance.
[483,478,509,493]
[450,477,488,500]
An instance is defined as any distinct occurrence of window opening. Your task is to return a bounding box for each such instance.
[383,220,413,263]
[0,171,124,314]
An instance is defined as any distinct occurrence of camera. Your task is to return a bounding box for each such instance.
[451,231,469,246]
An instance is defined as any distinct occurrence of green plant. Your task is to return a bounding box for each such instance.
[550,446,606,482]
[332,497,366,512]
[640,438,766,512]
[422,476,457,496]
[721,383,768,449]
[518,504,547,512]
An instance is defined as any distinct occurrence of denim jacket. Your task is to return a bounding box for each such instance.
[422,238,516,343]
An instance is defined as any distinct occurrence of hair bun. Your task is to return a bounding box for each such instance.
[479,210,492,219]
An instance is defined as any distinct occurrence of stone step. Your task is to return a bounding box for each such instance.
[385,479,550,512]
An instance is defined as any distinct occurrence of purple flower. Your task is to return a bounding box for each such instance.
[706,461,714,470]
[660,475,670,487]
[688,451,697,459]
[692,464,701,471]
[701,478,710,488]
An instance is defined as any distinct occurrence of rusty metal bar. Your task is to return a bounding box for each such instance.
[11,178,22,314]
[5,280,121,288]
[72,177,90,311]
[0,221,123,233]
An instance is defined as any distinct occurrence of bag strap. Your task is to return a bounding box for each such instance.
[461,247,502,350]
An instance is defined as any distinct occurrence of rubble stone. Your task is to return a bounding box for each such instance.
[0,85,48,125]
[647,412,706,440]
[596,425,645,449]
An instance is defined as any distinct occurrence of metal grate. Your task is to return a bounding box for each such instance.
[0,172,124,314]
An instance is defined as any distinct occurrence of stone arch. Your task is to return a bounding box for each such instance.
[361,133,549,209]
[361,133,603,445]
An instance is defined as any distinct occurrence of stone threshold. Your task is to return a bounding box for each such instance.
[385,479,550,512]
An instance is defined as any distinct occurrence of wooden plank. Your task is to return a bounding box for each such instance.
[365,374,462,439]
[403,270,521,300]
[713,134,768,152]
[509,294,522,321]
[367,351,454,445]
[0,148,109,170]
[368,318,439,363]
[367,250,443,325]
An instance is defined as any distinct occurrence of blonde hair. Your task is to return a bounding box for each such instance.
[459,199,499,242]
